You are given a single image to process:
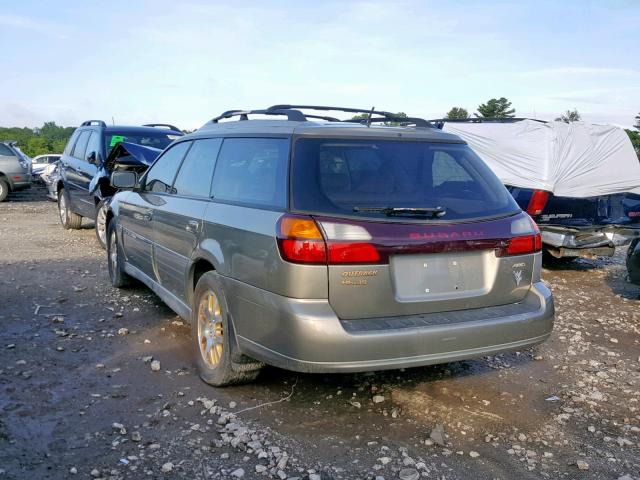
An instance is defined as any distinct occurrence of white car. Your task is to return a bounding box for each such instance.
[31,154,61,177]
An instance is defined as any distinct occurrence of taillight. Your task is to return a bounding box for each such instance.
[506,234,542,255]
[328,242,380,263]
[498,214,542,256]
[526,190,550,216]
[277,215,381,265]
[277,215,327,264]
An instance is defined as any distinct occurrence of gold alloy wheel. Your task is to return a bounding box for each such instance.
[197,291,224,367]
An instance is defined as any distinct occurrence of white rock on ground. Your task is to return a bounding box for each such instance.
[576,460,589,470]
[398,468,419,480]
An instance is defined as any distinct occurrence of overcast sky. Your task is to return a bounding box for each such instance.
[1,0,639,129]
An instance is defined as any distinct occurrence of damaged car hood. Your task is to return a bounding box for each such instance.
[89,142,162,196]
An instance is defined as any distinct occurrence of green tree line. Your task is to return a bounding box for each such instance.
[0,121,75,157]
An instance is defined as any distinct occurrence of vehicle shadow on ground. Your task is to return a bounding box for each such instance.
[604,268,640,300]
[253,347,536,393]
[5,187,51,203]
[541,256,611,272]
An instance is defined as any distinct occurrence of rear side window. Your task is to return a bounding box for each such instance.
[291,138,519,221]
[64,131,81,155]
[173,138,222,198]
[0,144,13,156]
[72,131,91,159]
[211,138,289,208]
[143,141,191,193]
[85,132,101,160]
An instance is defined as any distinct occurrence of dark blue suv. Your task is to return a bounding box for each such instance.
[57,120,183,247]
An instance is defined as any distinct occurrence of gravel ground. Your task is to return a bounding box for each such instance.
[0,187,639,480]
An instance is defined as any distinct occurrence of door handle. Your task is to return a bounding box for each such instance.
[185,220,199,233]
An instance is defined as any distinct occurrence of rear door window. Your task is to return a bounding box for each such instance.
[143,141,192,194]
[211,138,289,208]
[173,138,222,198]
[72,131,91,159]
[291,138,519,221]
[85,132,101,160]
[64,131,81,155]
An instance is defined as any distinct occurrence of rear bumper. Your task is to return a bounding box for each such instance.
[225,278,554,373]
[541,225,640,257]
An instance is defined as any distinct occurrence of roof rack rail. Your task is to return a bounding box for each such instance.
[142,123,182,132]
[210,105,433,128]
[352,116,432,128]
[268,105,433,128]
[80,120,107,127]
[267,104,396,117]
[211,108,307,123]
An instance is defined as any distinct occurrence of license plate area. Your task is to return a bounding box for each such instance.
[391,251,491,302]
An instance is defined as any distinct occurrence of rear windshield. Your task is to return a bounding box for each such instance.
[291,138,520,221]
[104,131,181,154]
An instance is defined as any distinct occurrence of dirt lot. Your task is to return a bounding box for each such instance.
[1,187,639,480]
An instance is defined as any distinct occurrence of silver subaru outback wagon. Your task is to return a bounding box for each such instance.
[105,105,554,386]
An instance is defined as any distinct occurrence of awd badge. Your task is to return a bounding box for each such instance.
[512,262,525,286]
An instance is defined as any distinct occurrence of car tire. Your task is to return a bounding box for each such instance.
[107,221,132,288]
[626,239,640,285]
[191,271,262,387]
[95,198,111,249]
[58,188,82,229]
[0,178,9,202]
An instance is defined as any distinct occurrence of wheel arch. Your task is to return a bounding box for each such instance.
[55,179,64,195]
[188,257,216,306]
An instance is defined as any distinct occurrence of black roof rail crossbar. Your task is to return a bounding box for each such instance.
[304,114,341,122]
[80,120,107,127]
[268,105,433,128]
[143,123,182,132]
[211,109,307,123]
[210,105,433,127]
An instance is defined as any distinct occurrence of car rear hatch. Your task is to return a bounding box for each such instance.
[286,136,541,320]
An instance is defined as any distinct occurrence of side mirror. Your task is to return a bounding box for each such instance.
[111,171,138,189]
[87,151,102,166]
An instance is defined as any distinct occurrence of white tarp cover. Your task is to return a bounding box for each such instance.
[442,120,640,198]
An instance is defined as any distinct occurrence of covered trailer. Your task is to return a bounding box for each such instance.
[436,119,640,258]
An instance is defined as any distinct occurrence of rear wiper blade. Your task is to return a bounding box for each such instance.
[353,206,446,218]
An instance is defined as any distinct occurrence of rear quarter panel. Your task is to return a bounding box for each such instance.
[200,202,328,299]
